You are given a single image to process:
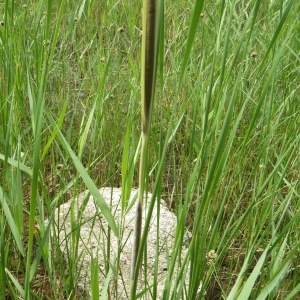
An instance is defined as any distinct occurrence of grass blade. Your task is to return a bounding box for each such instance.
[256,241,300,300]
[237,246,269,299]
[178,0,205,88]
[0,187,25,256]
[44,108,119,237]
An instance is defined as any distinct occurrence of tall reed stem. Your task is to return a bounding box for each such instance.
[130,0,157,298]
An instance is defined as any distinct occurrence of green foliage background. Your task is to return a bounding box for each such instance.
[0,0,299,299]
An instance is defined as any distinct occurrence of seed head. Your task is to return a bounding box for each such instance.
[250,51,257,58]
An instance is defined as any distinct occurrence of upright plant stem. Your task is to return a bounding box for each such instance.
[130,0,157,298]
[130,132,148,279]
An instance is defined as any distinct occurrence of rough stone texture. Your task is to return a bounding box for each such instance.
[51,187,192,299]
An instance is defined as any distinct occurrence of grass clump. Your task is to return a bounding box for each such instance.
[0,0,299,299]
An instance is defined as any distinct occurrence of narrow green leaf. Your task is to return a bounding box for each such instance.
[285,283,300,300]
[256,241,300,300]
[121,122,132,214]
[25,64,47,299]
[78,103,95,159]
[237,246,269,300]
[0,154,32,176]
[260,0,295,68]
[271,235,288,278]
[0,187,25,256]
[91,254,99,300]
[30,214,53,281]
[76,0,87,22]
[5,268,25,297]
[14,161,24,235]
[41,100,67,160]
[178,0,205,88]
[227,248,254,300]
[100,265,113,300]
[243,22,296,146]
[47,0,65,71]
[44,107,119,237]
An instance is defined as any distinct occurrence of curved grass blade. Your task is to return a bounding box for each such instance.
[178,0,205,88]
[24,65,47,299]
[41,100,68,160]
[5,268,25,298]
[91,253,99,300]
[44,107,119,237]
[0,154,32,176]
[0,187,25,256]
[227,247,254,300]
[285,283,300,300]
[243,19,297,146]
[237,246,269,300]
[256,241,300,300]
[259,0,295,68]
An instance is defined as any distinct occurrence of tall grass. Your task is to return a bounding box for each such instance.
[130,0,159,298]
[0,0,299,299]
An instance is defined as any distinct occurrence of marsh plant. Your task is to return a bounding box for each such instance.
[0,0,299,299]
[130,0,159,298]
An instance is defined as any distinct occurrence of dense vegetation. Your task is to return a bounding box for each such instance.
[0,0,299,299]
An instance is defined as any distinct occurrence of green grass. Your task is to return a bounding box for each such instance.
[0,0,299,299]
